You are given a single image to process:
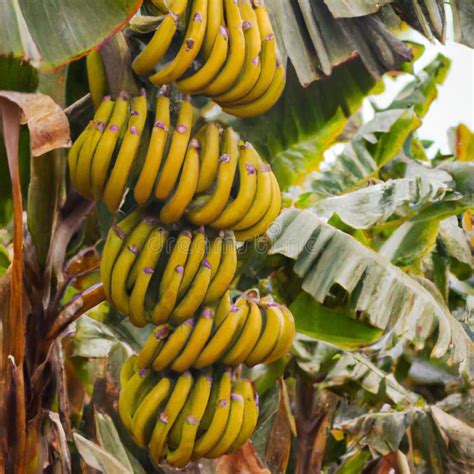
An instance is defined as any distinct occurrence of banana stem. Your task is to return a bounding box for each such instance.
[48,282,106,340]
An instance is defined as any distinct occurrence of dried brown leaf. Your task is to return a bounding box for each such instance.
[0,91,70,156]
[216,442,270,474]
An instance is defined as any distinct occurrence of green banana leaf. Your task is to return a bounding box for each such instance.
[268,209,472,372]
[322,0,393,18]
[290,293,383,349]
[0,0,142,71]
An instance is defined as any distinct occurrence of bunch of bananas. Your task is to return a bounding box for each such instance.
[119,364,259,468]
[132,0,286,117]
[101,209,237,327]
[136,291,295,371]
[68,91,281,240]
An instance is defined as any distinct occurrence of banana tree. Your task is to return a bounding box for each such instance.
[0,1,473,473]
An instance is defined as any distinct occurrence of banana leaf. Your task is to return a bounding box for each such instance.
[268,209,472,373]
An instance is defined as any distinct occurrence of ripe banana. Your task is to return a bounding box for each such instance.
[91,92,129,200]
[212,0,262,104]
[74,97,114,198]
[166,373,213,467]
[171,259,212,322]
[131,376,172,447]
[159,139,200,224]
[205,383,245,458]
[149,0,208,85]
[234,171,282,241]
[201,0,224,58]
[132,14,178,76]
[211,141,258,229]
[129,227,168,327]
[86,49,108,111]
[221,62,286,118]
[198,0,245,96]
[134,87,171,206]
[103,92,147,212]
[110,217,155,315]
[155,97,194,200]
[187,127,239,225]
[192,368,232,459]
[148,371,193,465]
[101,209,143,301]
[171,308,214,371]
[194,122,221,194]
[204,233,237,303]
[178,227,207,296]
[177,26,229,94]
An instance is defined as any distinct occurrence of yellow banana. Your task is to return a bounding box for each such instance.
[178,228,207,296]
[205,382,245,458]
[152,319,194,370]
[159,230,192,296]
[193,304,248,369]
[172,260,212,322]
[166,373,213,468]
[152,265,185,324]
[232,158,272,230]
[149,0,208,85]
[211,142,258,229]
[195,123,221,194]
[101,209,143,301]
[120,355,138,387]
[222,299,262,365]
[155,97,194,200]
[202,0,224,58]
[192,369,232,459]
[132,14,178,76]
[245,301,284,366]
[110,218,155,314]
[199,0,245,96]
[187,127,239,225]
[148,371,193,466]
[234,171,281,241]
[213,0,262,104]
[118,368,158,431]
[176,26,229,94]
[134,88,171,206]
[68,121,94,188]
[214,289,232,327]
[235,33,277,105]
[221,62,286,118]
[135,325,170,369]
[103,92,147,212]
[170,308,214,372]
[204,234,237,303]
[131,376,172,447]
[263,304,295,364]
[129,227,168,327]
[229,379,259,452]
[75,97,114,198]
[159,139,200,224]
[91,92,129,200]
[87,49,108,111]
[205,232,224,280]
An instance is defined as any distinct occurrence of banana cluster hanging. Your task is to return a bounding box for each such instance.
[119,365,259,468]
[132,0,286,117]
[101,209,237,327]
[68,91,281,241]
[136,291,295,371]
